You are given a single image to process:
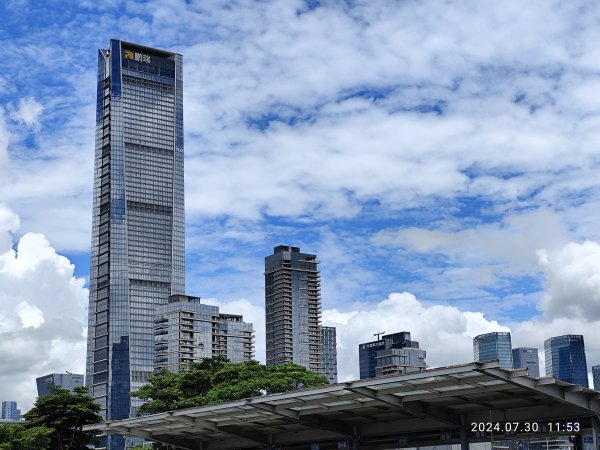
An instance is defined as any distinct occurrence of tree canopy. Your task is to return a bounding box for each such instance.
[22,386,103,450]
[0,423,52,450]
[132,357,329,415]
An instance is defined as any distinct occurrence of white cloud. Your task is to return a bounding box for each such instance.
[372,208,570,288]
[538,240,600,322]
[10,96,44,129]
[0,205,88,412]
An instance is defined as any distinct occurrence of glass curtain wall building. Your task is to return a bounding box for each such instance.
[0,401,20,421]
[473,332,513,369]
[512,347,540,377]
[359,332,427,379]
[265,246,324,374]
[85,39,184,450]
[544,335,588,387]
[36,373,85,396]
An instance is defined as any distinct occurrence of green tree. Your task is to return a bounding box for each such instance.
[133,357,329,415]
[23,386,103,450]
[0,423,52,450]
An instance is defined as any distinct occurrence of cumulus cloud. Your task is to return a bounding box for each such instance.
[538,240,600,322]
[0,205,88,412]
[10,96,43,129]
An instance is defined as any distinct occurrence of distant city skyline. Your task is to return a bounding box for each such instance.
[3,1,600,412]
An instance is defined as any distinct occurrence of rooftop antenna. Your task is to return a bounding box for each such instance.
[374,331,385,340]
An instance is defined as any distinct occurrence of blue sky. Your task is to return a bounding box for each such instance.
[2,0,600,410]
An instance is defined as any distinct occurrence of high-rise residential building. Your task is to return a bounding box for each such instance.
[593,365,600,391]
[265,246,323,374]
[85,39,184,450]
[544,335,588,387]
[512,347,540,377]
[473,332,513,369]
[321,326,338,384]
[36,373,85,396]
[0,401,20,421]
[154,295,254,372]
[359,331,427,380]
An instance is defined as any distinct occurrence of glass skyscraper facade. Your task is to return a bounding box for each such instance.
[359,331,426,379]
[36,373,85,396]
[0,401,20,421]
[473,332,513,369]
[265,246,324,374]
[85,39,184,450]
[512,347,540,377]
[544,335,588,387]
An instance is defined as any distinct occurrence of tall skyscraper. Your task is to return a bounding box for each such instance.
[544,335,588,387]
[359,331,426,380]
[593,365,600,391]
[265,246,323,374]
[85,40,183,450]
[36,373,85,396]
[473,332,513,369]
[321,326,338,384]
[154,295,255,373]
[0,401,20,421]
[512,347,540,377]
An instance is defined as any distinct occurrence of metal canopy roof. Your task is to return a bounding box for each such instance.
[86,361,600,450]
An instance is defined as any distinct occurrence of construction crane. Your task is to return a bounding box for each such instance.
[374,331,385,340]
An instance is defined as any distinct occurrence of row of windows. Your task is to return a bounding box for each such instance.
[124,142,173,156]
[125,152,174,167]
[127,200,172,215]
[123,73,176,89]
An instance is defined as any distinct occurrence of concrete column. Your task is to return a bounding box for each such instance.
[575,434,584,450]
[460,427,469,450]
[593,417,598,450]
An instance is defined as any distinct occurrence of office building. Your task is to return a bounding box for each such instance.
[154,295,254,372]
[321,326,338,384]
[473,332,513,369]
[544,335,589,387]
[359,331,427,379]
[265,246,323,374]
[512,347,540,377]
[593,365,600,391]
[36,373,85,396]
[85,39,183,450]
[0,401,20,421]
